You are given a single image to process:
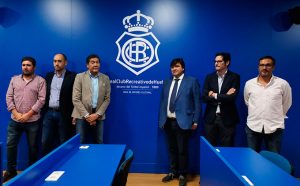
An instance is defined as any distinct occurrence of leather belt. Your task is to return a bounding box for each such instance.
[49,107,60,112]
[168,117,177,121]
[216,113,221,117]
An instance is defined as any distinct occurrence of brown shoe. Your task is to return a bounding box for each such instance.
[3,171,17,182]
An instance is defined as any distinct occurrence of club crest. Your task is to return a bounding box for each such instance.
[116,10,160,75]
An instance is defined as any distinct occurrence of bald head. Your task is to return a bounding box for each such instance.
[53,53,67,73]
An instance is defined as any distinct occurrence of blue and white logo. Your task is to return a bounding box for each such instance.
[116,10,160,75]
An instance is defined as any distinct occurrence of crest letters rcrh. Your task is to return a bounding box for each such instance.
[116,10,160,75]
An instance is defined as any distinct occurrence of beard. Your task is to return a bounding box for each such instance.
[22,70,34,76]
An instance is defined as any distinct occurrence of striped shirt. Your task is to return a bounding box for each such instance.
[6,74,46,122]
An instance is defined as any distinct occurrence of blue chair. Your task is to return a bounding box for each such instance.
[112,149,134,186]
[259,150,294,175]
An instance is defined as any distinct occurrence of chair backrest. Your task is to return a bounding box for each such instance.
[112,149,134,186]
[259,150,293,175]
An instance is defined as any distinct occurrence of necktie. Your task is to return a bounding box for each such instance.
[169,79,179,113]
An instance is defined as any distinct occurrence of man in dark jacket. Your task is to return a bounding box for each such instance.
[41,53,76,155]
[203,52,240,146]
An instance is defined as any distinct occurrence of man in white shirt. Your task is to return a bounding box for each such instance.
[244,56,292,153]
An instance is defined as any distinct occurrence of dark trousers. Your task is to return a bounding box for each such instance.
[41,110,68,156]
[76,119,103,144]
[6,119,39,172]
[205,115,235,147]
[245,125,283,153]
[164,118,190,176]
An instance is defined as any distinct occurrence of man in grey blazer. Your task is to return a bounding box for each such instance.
[72,54,111,144]
[159,58,201,186]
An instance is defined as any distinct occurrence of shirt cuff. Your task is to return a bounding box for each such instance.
[84,113,90,118]
[213,93,217,99]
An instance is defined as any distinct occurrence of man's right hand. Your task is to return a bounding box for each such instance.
[12,109,22,121]
[226,88,236,95]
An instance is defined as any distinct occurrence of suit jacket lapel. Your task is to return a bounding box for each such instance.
[212,73,219,92]
[98,74,103,98]
[84,71,92,95]
[60,70,69,92]
[166,79,172,96]
[220,71,231,93]
[176,77,186,99]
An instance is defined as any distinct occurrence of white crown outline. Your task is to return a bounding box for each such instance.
[122,10,154,32]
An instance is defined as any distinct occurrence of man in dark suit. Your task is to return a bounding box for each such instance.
[203,52,240,147]
[41,53,76,155]
[159,58,201,186]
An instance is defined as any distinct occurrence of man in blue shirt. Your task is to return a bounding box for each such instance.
[72,54,111,144]
[42,53,76,155]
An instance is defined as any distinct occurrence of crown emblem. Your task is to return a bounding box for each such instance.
[123,10,154,32]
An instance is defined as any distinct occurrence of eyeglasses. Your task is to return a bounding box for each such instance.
[214,60,224,64]
[259,64,273,67]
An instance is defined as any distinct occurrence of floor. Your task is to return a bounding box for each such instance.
[127,173,200,186]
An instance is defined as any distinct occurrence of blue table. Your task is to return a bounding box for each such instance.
[5,134,126,186]
[200,137,300,186]
[218,147,300,186]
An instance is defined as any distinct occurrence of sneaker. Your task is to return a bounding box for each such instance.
[3,171,17,182]
[179,175,187,186]
[162,173,179,182]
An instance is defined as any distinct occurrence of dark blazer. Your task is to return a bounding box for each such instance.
[44,70,76,124]
[202,70,240,126]
[159,76,201,130]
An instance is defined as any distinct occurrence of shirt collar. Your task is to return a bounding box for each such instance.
[256,74,275,86]
[21,74,35,81]
[173,73,184,80]
[216,70,227,78]
[88,71,100,78]
[55,69,66,78]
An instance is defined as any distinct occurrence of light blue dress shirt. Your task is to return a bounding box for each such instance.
[49,70,65,108]
[89,72,99,109]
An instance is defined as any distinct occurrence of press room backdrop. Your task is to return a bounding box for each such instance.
[0,0,299,176]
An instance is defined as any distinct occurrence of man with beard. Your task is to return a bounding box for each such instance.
[41,53,76,156]
[244,56,292,153]
[202,52,240,147]
[4,56,46,182]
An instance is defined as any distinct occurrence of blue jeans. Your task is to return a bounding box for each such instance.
[6,119,40,172]
[41,110,68,155]
[76,119,103,144]
[245,125,283,153]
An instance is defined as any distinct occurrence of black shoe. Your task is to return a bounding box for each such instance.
[3,171,17,182]
[162,173,178,182]
[179,175,187,186]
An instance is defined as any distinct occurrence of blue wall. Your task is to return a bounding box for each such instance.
[0,0,299,176]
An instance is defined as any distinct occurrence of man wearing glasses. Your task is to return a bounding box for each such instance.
[41,53,76,155]
[244,56,292,153]
[203,52,240,147]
